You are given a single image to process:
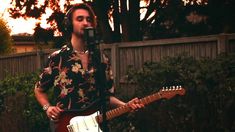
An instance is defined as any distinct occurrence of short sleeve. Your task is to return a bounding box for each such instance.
[35,53,59,92]
[102,53,115,96]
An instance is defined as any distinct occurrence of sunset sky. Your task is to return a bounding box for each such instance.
[0,0,83,35]
[0,0,192,36]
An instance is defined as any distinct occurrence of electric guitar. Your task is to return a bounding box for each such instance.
[55,86,186,132]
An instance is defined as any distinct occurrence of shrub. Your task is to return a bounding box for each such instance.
[111,53,235,132]
[0,72,50,132]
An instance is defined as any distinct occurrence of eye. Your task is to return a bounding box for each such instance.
[77,16,84,22]
[86,17,92,23]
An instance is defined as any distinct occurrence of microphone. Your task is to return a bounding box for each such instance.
[83,27,97,46]
[84,27,108,132]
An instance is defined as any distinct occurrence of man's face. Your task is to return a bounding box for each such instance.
[72,9,92,36]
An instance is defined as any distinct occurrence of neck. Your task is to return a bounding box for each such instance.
[70,33,85,52]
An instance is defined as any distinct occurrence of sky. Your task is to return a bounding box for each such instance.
[0,0,181,36]
[0,0,83,35]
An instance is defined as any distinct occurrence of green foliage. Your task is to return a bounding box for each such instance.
[0,72,50,132]
[0,18,14,55]
[112,53,235,132]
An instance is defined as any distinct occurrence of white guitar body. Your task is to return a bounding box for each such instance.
[67,112,102,132]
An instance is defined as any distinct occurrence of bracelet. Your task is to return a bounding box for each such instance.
[42,104,50,111]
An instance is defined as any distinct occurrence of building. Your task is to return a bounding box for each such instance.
[12,35,36,53]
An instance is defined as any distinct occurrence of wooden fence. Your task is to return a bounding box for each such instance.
[0,33,235,95]
[0,49,55,80]
[100,33,235,95]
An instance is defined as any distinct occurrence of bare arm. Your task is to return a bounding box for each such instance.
[109,96,126,108]
[34,87,50,107]
[109,96,144,110]
[34,87,63,120]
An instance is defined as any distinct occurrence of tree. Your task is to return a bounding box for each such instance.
[8,0,144,43]
[0,18,14,55]
[8,0,117,43]
[33,23,54,47]
[8,0,235,44]
[142,0,235,39]
[205,0,235,34]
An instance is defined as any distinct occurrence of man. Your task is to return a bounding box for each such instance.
[34,3,143,132]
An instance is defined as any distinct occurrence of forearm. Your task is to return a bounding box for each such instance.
[110,96,145,111]
[109,96,126,108]
[34,87,50,107]
[34,87,63,120]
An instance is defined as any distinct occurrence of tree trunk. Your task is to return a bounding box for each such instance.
[129,0,141,41]
[92,0,115,43]
[113,0,121,42]
[120,0,141,42]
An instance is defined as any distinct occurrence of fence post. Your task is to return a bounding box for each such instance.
[217,33,228,54]
[36,50,43,70]
[111,44,120,90]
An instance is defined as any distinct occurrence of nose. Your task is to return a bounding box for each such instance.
[83,19,89,27]
[83,17,92,27]
[83,20,88,25]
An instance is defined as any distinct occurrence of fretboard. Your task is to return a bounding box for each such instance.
[96,92,162,123]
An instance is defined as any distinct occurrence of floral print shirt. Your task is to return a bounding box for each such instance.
[35,44,114,110]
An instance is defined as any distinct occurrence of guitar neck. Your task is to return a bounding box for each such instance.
[96,92,162,123]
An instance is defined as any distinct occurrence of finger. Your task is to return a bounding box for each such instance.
[50,112,58,120]
[129,104,138,110]
[51,108,60,117]
[51,115,56,119]
[136,104,144,108]
[139,104,145,108]
[133,103,144,109]
[50,115,59,122]
[46,107,57,117]
[129,98,138,104]
[52,106,65,119]
[55,106,64,112]
[135,104,143,109]
[132,98,139,102]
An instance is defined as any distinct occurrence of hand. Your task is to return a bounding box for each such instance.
[46,106,64,121]
[127,97,144,111]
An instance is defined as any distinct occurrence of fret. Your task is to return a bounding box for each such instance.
[106,111,111,119]
[114,108,121,116]
[142,97,147,105]
[149,94,154,101]
[110,109,115,116]
[146,96,150,103]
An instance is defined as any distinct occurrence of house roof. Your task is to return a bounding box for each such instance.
[12,35,35,45]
